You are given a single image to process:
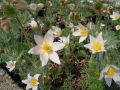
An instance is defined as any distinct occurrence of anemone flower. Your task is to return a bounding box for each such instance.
[99,65,120,87]
[28,30,65,66]
[115,25,120,31]
[22,73,40,90]
[6,60,16,72]
[110,11,120,20]
[84,32,106,54]
[51,26,62,37]
[59,35,70,45]
[72,24,89,43]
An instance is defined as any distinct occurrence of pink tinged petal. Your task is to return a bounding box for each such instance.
[79,36,87,43]
[9,68,14,72]
[40,54,49,67]
[22,80,28,84]
[32,86,38,90]
[44,30,54,43]
[104,78,112,87]
[110,15,114,19]
[53,42,65,51]
[34,74,40,80]
[34,35,43,45]
[72,30,80,36]
[49,52,60,65]
[28,46,41,55]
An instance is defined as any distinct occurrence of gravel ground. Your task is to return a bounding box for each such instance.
[0,68,23,90]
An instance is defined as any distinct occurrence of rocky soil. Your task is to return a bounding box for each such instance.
[0,68,23,90]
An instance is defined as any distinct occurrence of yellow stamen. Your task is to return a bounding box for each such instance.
[106,66,116,76]
[54,30,62,37]
[40,42,53,54]
[10,63,15,68]
[30,79,37,86]
[91,41,102,52]
[115,15,120,20]
[80,28,88,37]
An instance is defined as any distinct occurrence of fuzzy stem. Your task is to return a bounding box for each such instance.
[16,15,31,48]
[27,9,41,33]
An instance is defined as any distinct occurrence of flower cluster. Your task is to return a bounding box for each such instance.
[2,0,120,90]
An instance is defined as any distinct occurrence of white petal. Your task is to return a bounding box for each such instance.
[84,44,91,49]
[40,54,49,67]
[28,46,41,55]
[99,66,109,80]
[26,84,31,90]
[89,35,95,42]
[9,68,14,72]
[49,52,60,65]
[111,65,119,70]
[22,80,28,84]
[78,24,84,28]
[34,35,43,45]
[32,86,38,90]
[113,74,120,82]
[67,35,70,43]
[110,15,114,19]
[53,42,65,51]
[97,32,104,42]
[28,73,32,79]
[104,77,112,87]
[34,74,40,80]
[44,30,54,43]
[72,30,80,36]
[79,36,87,43]
[13,61,16,64]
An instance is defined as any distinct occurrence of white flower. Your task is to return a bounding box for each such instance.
[72,24,89,43]
[100,23,105,27]
[99,65,120,87]
[29,3,38,10]
[115,25,120,31]
[22,74,40,90]
[88,0,94,4]
[6,60,16,72]
[59,35,70,45]
[51,26,62,37]
[29,19,37,29]
[37,3,44,9]
[28,30,65,66]
[110,11,120,20]
[84,32,106,54]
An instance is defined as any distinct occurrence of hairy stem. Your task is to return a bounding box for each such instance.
[16,15,31,48]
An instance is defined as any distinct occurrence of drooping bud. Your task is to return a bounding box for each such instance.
[0,17,11,32]
[12,0,28,11]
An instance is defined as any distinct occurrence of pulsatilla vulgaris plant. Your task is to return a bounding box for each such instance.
[0,0,120,90]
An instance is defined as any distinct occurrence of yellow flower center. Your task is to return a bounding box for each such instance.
[54,30,62,37]
[40,42,53,54]
[106,66,116,76]
[80,28,88,37]
[115,15,120,20]
[91,41,102,52]
[30,79,37,86]
[10,63,15,68]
